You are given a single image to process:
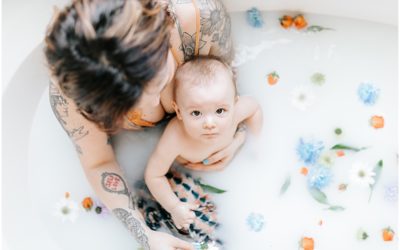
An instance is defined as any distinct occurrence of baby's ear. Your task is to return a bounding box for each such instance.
[172,101,182,120]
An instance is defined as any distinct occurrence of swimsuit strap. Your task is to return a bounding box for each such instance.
[191,0,201,56]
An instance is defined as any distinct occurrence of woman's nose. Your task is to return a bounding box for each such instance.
[203,116,216,130]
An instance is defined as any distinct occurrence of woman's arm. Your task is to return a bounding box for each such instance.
[49,81,193,250]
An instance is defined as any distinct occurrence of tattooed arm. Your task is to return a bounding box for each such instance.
[49,81,193,250]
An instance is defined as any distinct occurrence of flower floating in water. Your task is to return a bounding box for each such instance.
[53,197,80,223]
[267,71,279,85]
[82,197,94,211]
[193,241,220,250]
[338,183,348,191]
[293,15,308,29]
[246,212,265,232]
[310,72,326,86]
[94,199,110,217]
[307,165,333,189]
[334,128,343,136]
[291,85,316,111]
[384,184,398,202]
[300,167,309,176]
[299,236,314,250]
[336,150,345,157]
[279,15,293,29]
[318,151,336,167]
[246,7,264,28]
[370,115,384,129]
[297,138,324,165]
[382,227,395,241]
[356,228,369,240]
[349,162,376,188]
[358,83,380,105]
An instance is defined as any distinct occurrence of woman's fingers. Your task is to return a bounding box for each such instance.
[205,150,228,165]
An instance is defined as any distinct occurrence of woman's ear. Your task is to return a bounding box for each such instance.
[172,101,182,120]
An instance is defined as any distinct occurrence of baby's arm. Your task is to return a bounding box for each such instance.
[144,121,196,229]
[235,96,263,135]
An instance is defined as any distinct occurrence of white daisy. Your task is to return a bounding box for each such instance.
[318,151,336,167]
[290,85,316,111]
[53,197,80,223]
[349,162,376,187]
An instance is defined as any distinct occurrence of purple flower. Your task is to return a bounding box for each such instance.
[246,212,265,232]
[93,199,110,217]
[297,138,325,165]
[358,83,380,105]
[307,165,333,189]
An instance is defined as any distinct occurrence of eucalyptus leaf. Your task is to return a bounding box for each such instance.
[369,160,383,202]
[199,183,226,194]
[327,205,345,211]
[309,188,329,205]
[279,176,291,196]
[330,144,368,152]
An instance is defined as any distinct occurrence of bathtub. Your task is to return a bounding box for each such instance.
[2,0,398,250]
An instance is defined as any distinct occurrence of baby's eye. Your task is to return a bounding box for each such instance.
[216,108,226,115]
[191,110,202,117]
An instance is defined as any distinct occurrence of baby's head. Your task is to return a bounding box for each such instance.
[172,57,237,142]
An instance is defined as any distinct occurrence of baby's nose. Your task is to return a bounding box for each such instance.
[203,117,216,130]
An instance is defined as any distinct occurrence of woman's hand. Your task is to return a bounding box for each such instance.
[147,230,194,250]
[184,125,247,171]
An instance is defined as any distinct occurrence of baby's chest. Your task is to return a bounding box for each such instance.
[178,137,233,163]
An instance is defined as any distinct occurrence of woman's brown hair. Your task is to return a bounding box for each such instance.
[45,0,172,132]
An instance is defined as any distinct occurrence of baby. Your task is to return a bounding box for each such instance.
[144,57,263,235]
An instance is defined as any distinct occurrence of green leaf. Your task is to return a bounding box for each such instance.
[199,183,226,194]
[306,25,335,33]
[309,188,329,205]
[330,144,368,152]
[326,205,345,211]
[279,176,291,196]
[369,159,383,202]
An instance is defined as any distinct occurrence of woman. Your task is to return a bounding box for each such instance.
[44,0,245,249]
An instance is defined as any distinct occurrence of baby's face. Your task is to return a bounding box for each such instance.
[175,73,236,143]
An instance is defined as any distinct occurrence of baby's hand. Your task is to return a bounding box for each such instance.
[170,202,197,230]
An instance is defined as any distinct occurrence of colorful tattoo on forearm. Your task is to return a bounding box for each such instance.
[101,172,136,210]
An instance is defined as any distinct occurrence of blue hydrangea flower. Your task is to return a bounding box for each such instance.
[307,165,333,189]
[246,7,264,28]
[384,184,398,202]
[358,83,380,105]
[296,138,324,165]
[246,212,265,232]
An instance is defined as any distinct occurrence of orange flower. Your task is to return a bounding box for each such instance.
[82,197,94,211]
[300,237,314,250]
[267,71,279,85]
[382,227,395,241]
[279,15,293,28]
[65,192,70,199]
[370,115,384,129]
[318,220,323,226]
[336,150,345,157]
[293,15,308,29]
[300,167,309,176]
